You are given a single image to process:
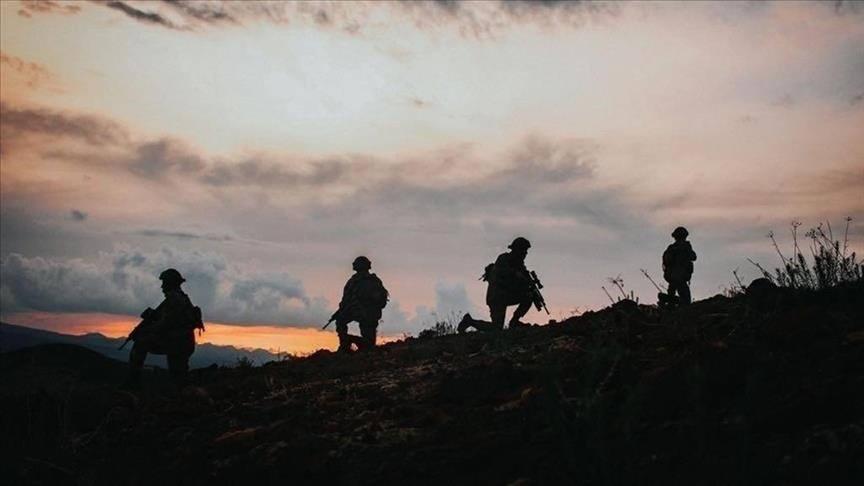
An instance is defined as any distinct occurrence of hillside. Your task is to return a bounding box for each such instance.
[0,322,279,368]
[2,283,862,485]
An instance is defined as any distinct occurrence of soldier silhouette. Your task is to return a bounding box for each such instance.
[459,237,534,332]
[329,256,389,352]
[662,227,697,305]
[123,268,203,387]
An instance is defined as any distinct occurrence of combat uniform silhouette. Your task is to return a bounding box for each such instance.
[662,227,697,305]
[459,237,534,332]
[330,256,389,352]
[124,269,203,386]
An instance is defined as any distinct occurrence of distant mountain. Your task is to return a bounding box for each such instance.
[0,321,280,368]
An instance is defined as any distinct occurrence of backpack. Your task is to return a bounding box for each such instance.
[480,262,495,282]
[361,274,389,310]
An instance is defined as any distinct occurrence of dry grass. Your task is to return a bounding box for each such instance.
[749,218,863,290]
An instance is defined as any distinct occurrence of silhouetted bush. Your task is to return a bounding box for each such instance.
[750,218,863,290]
[417,320,456,339]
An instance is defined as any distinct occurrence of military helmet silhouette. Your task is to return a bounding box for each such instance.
[672,226,689,238]
[353,256,372,270]
[159,268,185,284]
[508,237,531,251]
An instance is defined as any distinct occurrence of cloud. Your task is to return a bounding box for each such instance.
[2,102,632,245]
[103,1,181,30]
[6,102,600,209]
[126,139,206,179]
[70,209,88,222]
[199,158,353,188]
[0,51,56,89]
[431,281,476,318]
[24,0,615,36]
[0,248,331,326]
[17,0,81,18]
[129,229,233,242]
[0,102,128,148]
[385,280,478,333]
[161,0,237,25]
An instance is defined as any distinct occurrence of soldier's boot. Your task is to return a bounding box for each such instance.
[467,319,503,332]
[678,283,692,305]
[358,324,377,351]
[508,301,532,329]
[457,313,474,334]
[337,332,353,353]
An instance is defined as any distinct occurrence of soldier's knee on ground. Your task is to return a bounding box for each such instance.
[489,305,507,329]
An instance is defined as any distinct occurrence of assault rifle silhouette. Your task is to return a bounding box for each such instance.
[528,271,550,315]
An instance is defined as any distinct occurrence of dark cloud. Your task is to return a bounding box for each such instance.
[17,0,81,18]
[502,135,595,183]
[26,0,615,36]
[161,0,237,25]
[0,205,110,259]
[0,248,331,326]
[130,229,233,242]
[0,102,128,147]
[199,158,352,188]
[126,139,206,179]
[70,209,88,222]
[333,136,603,230]
[851,92,864,105]
[0,101,651,241]
[103,1,181,30]
[833,0,864,16]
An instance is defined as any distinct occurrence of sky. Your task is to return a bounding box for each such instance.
[1,0,863,354]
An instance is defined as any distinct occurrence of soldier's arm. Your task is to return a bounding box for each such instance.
[338,280,353,308]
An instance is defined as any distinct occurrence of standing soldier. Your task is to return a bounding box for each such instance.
[459,237,534,333]
[329,256,389,352]
[662,227,698,305]
[123,268,203,387]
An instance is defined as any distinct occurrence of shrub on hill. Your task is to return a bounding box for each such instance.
[750,218,863,290]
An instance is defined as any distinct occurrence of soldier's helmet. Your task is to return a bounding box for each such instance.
[353,256,372,271]
[508,237,532,251]
[159,268,186,285]
[672,227,689,239]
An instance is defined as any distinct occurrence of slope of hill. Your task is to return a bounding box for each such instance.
[2,283,862,485]
[0,322,279,368]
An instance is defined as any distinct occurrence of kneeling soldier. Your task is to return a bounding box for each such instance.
[124,268,203,386]
[330,256,389,352]
[459,237,534,332]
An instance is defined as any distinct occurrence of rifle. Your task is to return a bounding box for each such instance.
[322,311,339,330]
[528,271,550,315]
[118,307,157,350]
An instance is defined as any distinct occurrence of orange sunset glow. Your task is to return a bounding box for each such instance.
[5,311,340,354]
